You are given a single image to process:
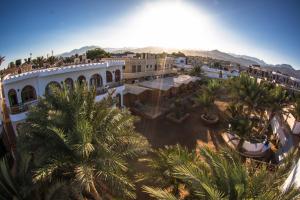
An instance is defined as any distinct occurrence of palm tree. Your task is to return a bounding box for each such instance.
[32,56,45,69]
[196,79,220,120]
[228,73,269,115]
[46,56,58,66]
[189,65,203,77]
[142,145,300,200]
[0,154,79,199]
[226,74,287,138]
[17,83,149,199]
[292,97,300,121]
[0,55,5,66]
[227,103,254,150]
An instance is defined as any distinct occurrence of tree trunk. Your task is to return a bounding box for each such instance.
[237,138,245,152]
[90,182,102,200]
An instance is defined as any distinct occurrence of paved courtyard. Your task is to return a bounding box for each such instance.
[134,100,229,150]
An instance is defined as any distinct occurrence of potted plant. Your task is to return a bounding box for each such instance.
[197,79,221,124]
[166,99,190,123]
[197,90,219,124]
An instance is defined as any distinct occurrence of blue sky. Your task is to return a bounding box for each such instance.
[0,0,300,68]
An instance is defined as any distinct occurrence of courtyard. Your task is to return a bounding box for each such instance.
[134,100,228,150]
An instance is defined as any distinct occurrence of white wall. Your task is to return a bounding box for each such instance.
[2,62,125,133]
[3,63,123,109]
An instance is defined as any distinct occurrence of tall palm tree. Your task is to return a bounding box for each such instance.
[0,154,79,200]
[17,83,149,199]
[142,145,300,200]
[0,55,5,66]
[227,103,254,150]
[228,73,269,115]
[196,79,220,119]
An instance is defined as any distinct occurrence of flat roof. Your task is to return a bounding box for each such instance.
[138,75,200,91]
[124,84,151,95]
[2,60,125,85]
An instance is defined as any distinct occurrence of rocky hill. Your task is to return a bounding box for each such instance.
[59,46,300,78]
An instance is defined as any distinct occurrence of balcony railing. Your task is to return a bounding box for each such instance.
[95,81,124,96]
[9,100,38,114]
[107,81,124,89]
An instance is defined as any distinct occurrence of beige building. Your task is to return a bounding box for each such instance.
[104,53,177,83]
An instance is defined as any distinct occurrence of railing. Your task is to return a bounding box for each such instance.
[95,87,108,96]
[95,81,124,96]
[107,81,124,89]
[9,100,38,114]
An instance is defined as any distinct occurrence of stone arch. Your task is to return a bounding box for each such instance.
[65,78,74,90]
[21,85,37,103]
[90,74,103,88]
[78,75,86,85]
[106,71,113,83]
[45,81,61,95]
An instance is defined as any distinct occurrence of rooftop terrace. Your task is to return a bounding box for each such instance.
[3,60,125,84]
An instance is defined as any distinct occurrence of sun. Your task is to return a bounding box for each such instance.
[103,1,225,50]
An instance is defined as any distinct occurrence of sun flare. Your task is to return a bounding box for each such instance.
[106,1,227,49]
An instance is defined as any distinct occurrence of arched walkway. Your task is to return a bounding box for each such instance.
[78,75,86,85]
[45,81,61,95]
[65,78,74,90]
[90,74,103,88]
[8,89,18,106]
[21,85,37,103]
[115,69,121,82]
[106,71,113,83]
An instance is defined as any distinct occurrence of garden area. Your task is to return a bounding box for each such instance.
[1,76,300,200]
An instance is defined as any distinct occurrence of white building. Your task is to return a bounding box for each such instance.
[201,65,239,79]
[2,60,125,134]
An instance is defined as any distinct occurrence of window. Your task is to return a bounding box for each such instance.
[132,65,136,73]
[21,85,37,103]
[137,65,142,72]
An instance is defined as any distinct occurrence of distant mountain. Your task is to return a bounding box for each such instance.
[264,64,300,79]
[58,46,100,57]
[229,53,267,66]
[59,45,300,78]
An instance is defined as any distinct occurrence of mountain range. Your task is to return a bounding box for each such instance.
[58,46,300,79]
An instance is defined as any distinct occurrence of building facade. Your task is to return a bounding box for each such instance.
[104,53,177,83]
[247,65,300,92]
[2,60,125,134]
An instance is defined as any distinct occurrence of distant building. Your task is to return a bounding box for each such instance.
[104,53,177,83]
[201,65,240,79]
[247,65,300,92]
[74,54,91,64]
